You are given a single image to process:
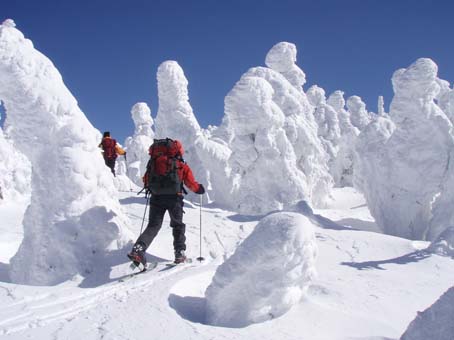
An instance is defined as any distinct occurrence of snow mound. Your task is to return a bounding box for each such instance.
[124,102,154,186]
[427,227,454,257]
[400,286,454,340]
[205,212,318,327]
[0,22,132,285]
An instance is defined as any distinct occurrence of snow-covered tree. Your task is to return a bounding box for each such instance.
[264,41,306,92]
[225,75,307,214]
[0,21,132,285]
[124,102,154,186]
[347,95,372,130]
[205,212,317,327]
[377,95,386,116]
[154,61,209,200]
[327,90,359,186]
[0,110,31,202]
[261,42,333,206]
[354,58,454,240]
[353,115,395,215]
[307,85,341,180]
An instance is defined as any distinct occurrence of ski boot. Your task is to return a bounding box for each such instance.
[127,242,147,268]
[174,250,187,264]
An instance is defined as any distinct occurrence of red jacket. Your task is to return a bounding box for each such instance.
[143,159,202,194]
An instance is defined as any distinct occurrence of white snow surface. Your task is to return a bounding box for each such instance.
[400,286,454,340]
[205,212,318,327]
[124,102,155,186]
[354,58,454,241]
[1,188,453,340]
[0,23,133,285]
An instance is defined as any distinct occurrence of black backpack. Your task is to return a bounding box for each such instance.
[146,138,183,195]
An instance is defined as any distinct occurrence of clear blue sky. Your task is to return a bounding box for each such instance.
[3,0,454,142]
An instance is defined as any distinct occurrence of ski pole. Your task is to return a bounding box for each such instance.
[196,194,205,262]
[139,192,150,236]
[124,153,133,192]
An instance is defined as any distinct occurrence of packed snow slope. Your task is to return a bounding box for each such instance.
[0,188,453,340]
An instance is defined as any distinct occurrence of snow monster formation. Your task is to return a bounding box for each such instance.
[306,85,341,181]
[154,61,208,201]
[124,102,155,186]
[225,75,307,214]
[205,212,318,327]
[263,43,332,204]
[346,95,371,131]
[354,58,454,240]
[327,90,359,186]
[0,20,132,285]
[224,42,332,214]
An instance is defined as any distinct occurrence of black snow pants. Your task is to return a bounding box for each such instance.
[135,195,186,253]
[104,157,116,176]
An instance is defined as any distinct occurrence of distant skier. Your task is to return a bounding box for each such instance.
[128,138,205,266]
[98,131,126,176]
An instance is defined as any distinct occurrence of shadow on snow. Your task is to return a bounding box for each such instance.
[341,250,431,270]
[168,294,208,324]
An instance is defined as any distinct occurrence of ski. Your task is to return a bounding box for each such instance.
[165,258,193,268]
[118,261,158,282]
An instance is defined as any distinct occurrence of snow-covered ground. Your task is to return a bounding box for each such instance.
[1,188,452,340]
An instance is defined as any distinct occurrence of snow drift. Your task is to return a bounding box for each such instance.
[205,212,317,327]
[124,102,155,186]
[0,20,132,285]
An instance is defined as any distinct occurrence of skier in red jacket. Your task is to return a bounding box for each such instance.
[128,139,205,266]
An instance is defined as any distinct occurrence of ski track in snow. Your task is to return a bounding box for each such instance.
[0,260,198,336]
[0,189,453,340]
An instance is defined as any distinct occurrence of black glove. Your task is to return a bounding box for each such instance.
[196,184,205,195]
